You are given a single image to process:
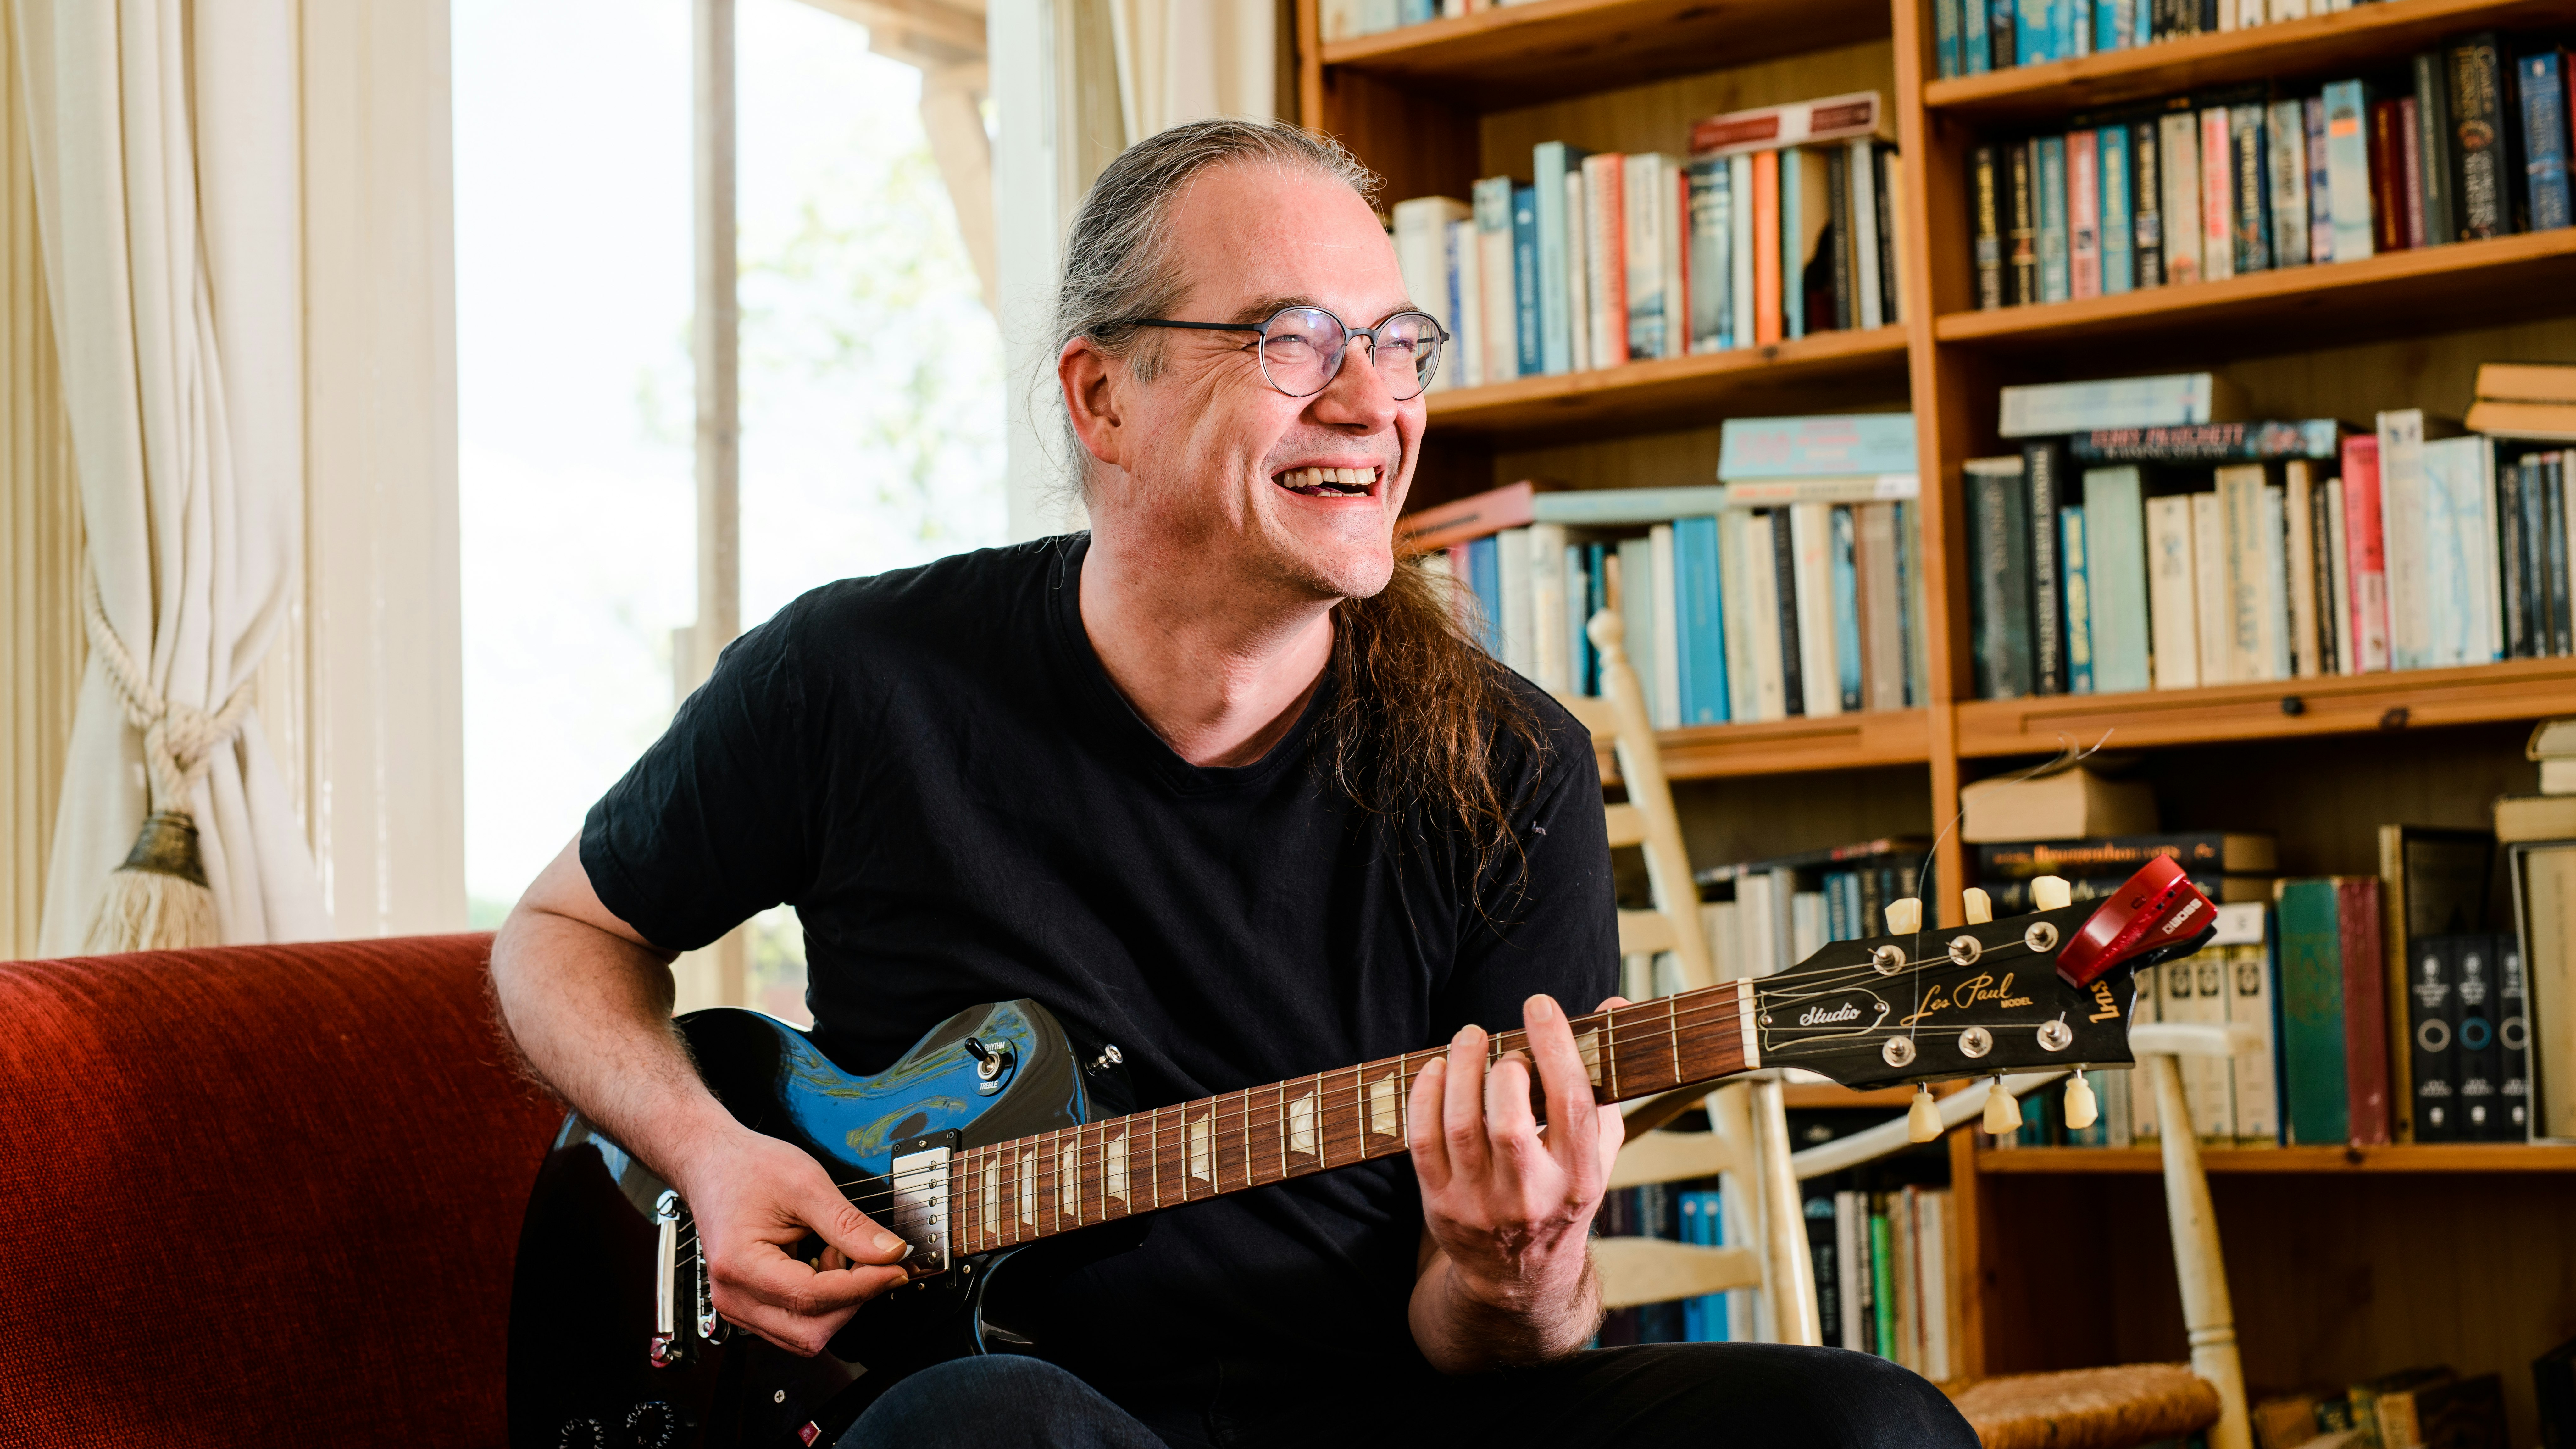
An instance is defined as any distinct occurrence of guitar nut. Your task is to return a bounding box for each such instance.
[1959,1026,1993,1059]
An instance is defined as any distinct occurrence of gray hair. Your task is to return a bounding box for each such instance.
[1047,119,1379,496]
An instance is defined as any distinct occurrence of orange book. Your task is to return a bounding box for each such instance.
[1752,150,1783,345]
[1400,479,1542,552]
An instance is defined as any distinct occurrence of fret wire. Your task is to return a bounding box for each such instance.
[1276,1079,1288,1181]
[1151,1103,1162,1210]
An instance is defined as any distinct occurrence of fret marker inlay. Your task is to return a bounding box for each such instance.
[1367,1074,1398,1136]
[1058,1142,1079,1219]
[981,1157,1000,1243]
[1017,1149,1037,1226]
[1187,1115,1213,1182]
[1288,1091,1317,1156]
[1105,1130,1128,1202]
[1575,1026,1602,1086]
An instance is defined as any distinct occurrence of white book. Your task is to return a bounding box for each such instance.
[2229,936,2280,1145]
[1790,503,1841,718]
[1474,176,1520,385]
[1717,510,1759,724]
[1729,154,1757,350]
[1563,171,1593,373]
[1742,512,1788,720]
[1702,899,1740,980]
[1448,217,1483,390]
[2130,967,2162,1140]
[1737,870,1775,979]
[2266,99,2309,268]
[1660,160,1686,366]
[2216,466,2269,683]
[1581,153,1628,367]
[1790,890,1825,962]
[2234,0,2262,26]
[2421,435,2501,666]
[2158,113,2203,287]
[2327,482,2356,675]
[1916,1191,1952,1383]
[2260,482,2291,680]
[2147,495,2201,689]
[1850,139,1884,330]
[1391,196,1471,390]
[2270,0,2308,18]
[2285,461,2321,679]
[2378,409,2431,669]
[1497,526,1533,679]
[1528,524,1570,692]
[2165,940,2237,1140]
[1623,153,1673,362]
[1618,536,1659,724]
[1650,523,1683,730]
[2193,492,2231,687]
[1834,1191,1865,1351]
[1767,869,1797,974]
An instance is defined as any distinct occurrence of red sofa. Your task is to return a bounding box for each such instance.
[0,934,564,1445]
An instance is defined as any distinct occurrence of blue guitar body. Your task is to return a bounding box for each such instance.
[505,998,1140,1449]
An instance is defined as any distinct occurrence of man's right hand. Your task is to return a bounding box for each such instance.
[676,1124,916,1356]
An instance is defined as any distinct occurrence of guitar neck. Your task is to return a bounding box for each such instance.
[946,981,1757,1255]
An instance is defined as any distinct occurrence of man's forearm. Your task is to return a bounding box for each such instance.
[1408,1248,1602,1374]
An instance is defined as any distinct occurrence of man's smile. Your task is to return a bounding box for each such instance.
[1271,464,1383,498]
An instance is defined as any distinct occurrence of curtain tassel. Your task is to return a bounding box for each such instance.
[86,810,220,952]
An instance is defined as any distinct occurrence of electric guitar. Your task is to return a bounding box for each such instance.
[506,857,2219,1448]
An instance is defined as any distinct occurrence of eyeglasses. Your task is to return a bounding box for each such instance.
[1124,305,1447,401]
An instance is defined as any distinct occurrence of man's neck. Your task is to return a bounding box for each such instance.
[1077,530,1336,769]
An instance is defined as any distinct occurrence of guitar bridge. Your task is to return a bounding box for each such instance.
[887,1134,956,1277]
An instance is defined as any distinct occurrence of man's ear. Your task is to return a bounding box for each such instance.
[1060,337,1126,469]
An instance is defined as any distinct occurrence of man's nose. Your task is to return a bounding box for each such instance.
[1307,337,1399,431]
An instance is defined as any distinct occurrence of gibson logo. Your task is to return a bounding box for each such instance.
[1901,971,2035,1026]
[1799,1003,1862,1026]
[2088,978,2121,1022]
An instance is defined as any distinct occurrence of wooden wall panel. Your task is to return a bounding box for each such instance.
[1477,40,1899,175]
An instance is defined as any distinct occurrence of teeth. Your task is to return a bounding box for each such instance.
[1274,465,1376,493]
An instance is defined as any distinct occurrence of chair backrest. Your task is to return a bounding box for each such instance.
[1560,608,1820,1346]
[2130,1025,2256,1449]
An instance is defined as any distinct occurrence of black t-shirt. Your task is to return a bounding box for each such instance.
[582,534,1615,1435]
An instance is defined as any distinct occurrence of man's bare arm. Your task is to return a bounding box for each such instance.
[489,837,910,1354]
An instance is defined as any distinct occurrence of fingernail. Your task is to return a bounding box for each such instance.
[1527,995,1558,1020]
[1455,1024,1481,1041]
[873,1232,902,1255]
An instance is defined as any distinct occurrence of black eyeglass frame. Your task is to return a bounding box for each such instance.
[1123,305,1449,401]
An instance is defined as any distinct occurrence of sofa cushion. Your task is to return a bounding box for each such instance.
[0,935,563,1447]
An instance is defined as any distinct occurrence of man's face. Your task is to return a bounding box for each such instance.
[1081,160,1423,602]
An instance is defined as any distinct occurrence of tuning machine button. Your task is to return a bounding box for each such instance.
[1962,888,1994,924]
[2064,1071,2100,1130]
[1959,1025,1993,1059]
[2031,875,2073,911]
[1980,1076,2019,1134]
[1883,897,1924,935]
[1881,1036,1917,1068]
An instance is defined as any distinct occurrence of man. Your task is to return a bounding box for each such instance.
[491,119,1974,1449]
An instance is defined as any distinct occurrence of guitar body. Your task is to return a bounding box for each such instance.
[506,998,1139,1449]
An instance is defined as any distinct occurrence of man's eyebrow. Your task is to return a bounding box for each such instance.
[1223,295,1424,325]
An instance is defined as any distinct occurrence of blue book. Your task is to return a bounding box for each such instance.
[1584,542,1610,691]
[2093,0,2117,53]
[2016,0,2055,65]
[2100,125,2135,293]
[1467,535,1502,655]
[2057,0,2081,61]
[2322,80,2376,263]
[1674,515,1731,723]
[2419,436,2501,668]
[2081,466,2151,693]
[2061,504,2095,694]
[1397,0,1435,22]
[2132,0,2148,47]
[1566,544,1596,693]
[2523,51,2572,232]
[1831,505,1863,711]
[1511,184,1542,376]
[1532,142,1591,374]
[1935,0,1963,78]
[1718,414,1918,479]
[2036,135,2070,303]
[1965,0,1993,73]
[1991,0,2017,69]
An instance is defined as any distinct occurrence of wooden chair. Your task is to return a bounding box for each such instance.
[1556,609,1822,1347]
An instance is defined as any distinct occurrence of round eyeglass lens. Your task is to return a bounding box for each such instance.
[1370,312,1441,400]
[1255,308,1346,397]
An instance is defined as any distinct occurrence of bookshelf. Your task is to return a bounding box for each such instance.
[1300,0,2576,1430]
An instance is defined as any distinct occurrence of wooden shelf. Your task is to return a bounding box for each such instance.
[1597,708,1933,783]
[1424,327,1910,447]
[1975,1142,2576,1173]
[1921,0,2575,126]
[1933,228,2576,359]
[1954,656,2576,757]
[1320,0,1891,111]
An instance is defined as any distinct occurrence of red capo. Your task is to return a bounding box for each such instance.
[2052,854,2218,989]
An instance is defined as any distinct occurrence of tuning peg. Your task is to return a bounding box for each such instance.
[1980,1075,2019,1134]
[1907,1083,1943,1143]
[1883,897,1923,935]
[2064,1071,2099,1131]
[1962,887,1994,925]
[2031,875,2073,911]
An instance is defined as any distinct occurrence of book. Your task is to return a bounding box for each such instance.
[1563,170,1593,372]
[2285,460,2322,677]
[1672,516,1729,724]
[2418,433,2502,667]
[1971,145,2006,309]
[2217,464,2286,683]
[2067,419,2344,462]
[1989,0,2015,86]
[2147,492,2202,688]
[1718,475,1921,506]
[2526,50,2573,233]
[1830,505,1864,711]
[1850,140,1885,329]
[1621,153,1676,362]
[1772,510,1805,715]
[1998,373,2246,436]
[1751,150,1783,345]
[2304,95,2334,264]
[2414,51,2458,246]
[2324,476,2352,675]
[2063,504,2095,693]
[2008,139,2038,305]
[1875,146,1907,324]
[1391,196,1471,391]
[1402,480,1542,550]
[2501,794,2576,843]
[1961,766,2157,843]
[1532,143,1593,375]
[2321,80,2376,262]
[2025,443,2068,694]
[2100,125,2135,294]
[2369,97,2411,253]
[1582,153,1629,367]
[2447,35,2510,241]
[1719,414,1917,480]
[1511,183,1541,377]
[2192,492,2230,685]
[1824,148,1855,330]
[2200,106,2236,283]
[2407,932,2463,1139]
[1935,0,1963,78]
[1686,157,1733,353]
[2229,103,2271,274]
[2380,825,2496,1140]
[1473,176,1519,387]
[2500,931,2530,1138]
[2456,934,2507,1137]
[2083,466,2151,692]
[2341,433,2391,671]
[1967,456,2035,699]
[2035,135,2071,303]
[2277,875,2390,1145]
[2134,118,2166,286]
[2520,843,2576,1138]
[1856,502,1904,710]
[2266,98,2308,268]
[1450,216,1483,389]
[1790,504,1841,717]
[1690,92,1891,158]
[1782,148,1835,339]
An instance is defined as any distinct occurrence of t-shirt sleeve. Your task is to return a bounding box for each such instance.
[580,605,827,952]
[1430,702,1621,1037]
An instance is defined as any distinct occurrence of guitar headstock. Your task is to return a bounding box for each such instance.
[1751,856,2218,1092]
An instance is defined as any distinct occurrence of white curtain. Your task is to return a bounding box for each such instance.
[1104,0,1275,145]
[19,0,325,954]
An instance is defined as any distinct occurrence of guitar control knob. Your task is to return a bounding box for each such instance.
[1962,888,1994,924]
[2031,875,2073,911]
[1883,897,1923,935]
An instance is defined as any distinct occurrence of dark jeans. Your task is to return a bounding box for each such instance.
[841,1345,1979,1449]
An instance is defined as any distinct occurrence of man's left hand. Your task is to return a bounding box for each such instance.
[1407,992,1630,1371]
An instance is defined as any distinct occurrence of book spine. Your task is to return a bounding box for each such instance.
[1869,1208,1896,1359]
[1832,505,1864,710]
[2411,54,2455,245]
[2133,120,2165,286]
[1875,146,1904,324]
[2457,934,2504,1139]
[2087,467,2152,692]
[2343,433,2392,671]
[2448,34,2509,240]
[1528,524,1569,692]
[1533,143,1578,375]
[1719,511,1759,721]
[2015,0,2046,64]
[2503,456,2533,659]
[2231,103,2272,274]
[2549,455,2572,655]
[2008,140,2039,305]
[2369,98,2410,253]
[2409,933,2460,1141]
[2524,456,2555,658]
[2037,135,2070,303]
[1773,509,1806,715]
[1583,153,1629,366]
[2101,125,2135,293]
[1512,184,1541,376]
[1498,527,1533,675]
[2305,95,2335,264]
[1687,159,1732,352]
[2027,442,2066,694]
[1972,145,2005,309]
[2230,935,2279,1143]
[2277,879,2352,1145]
[2497,931,2529,1138]
[2069,130,2101,299]
[1621,156,1666,363]
[2524,52,2573,232]
[1791,504,1842,717]
[1651,525,1683,728]
[1896,501,1927,705]
[1990,0,2015,77]
[1563,171,1592,373]
[2147,493,2202,688]
[1851,140,1884,329]
[2326,480,2355,674]
[1740,513,1784,719]
[2267,98,2307,268]
[1783,151,1807,339]
[1752,151,1783,345]
[2322,81,2376,262]
[2159,113,2201,285]
[2218,465,2269,683]
[1935,0,1963,77]
[2063,504,2095,693]
[2341,876,2392,1145]
[2192,492,2231,686]
[1828,148,1856,330]
[1448,218,1480,389]
[2201,107,2236,282]
[2286,460,2320,678]
[1730,155,1758,349]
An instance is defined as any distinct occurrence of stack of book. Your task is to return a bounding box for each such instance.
[1966,369,2574,702]
[2252,1371,2507,1449]
[1933,0,2378,77]
[1825,1186,1958,1381]
[1318,0,1497,38]
[2467,362,2576,441]
[1694,835,1935,980]
[1391,93,1906,392]
[1405,414,1929,726]
[1968,39,2573,312]
[1592,1178,1743,1346]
